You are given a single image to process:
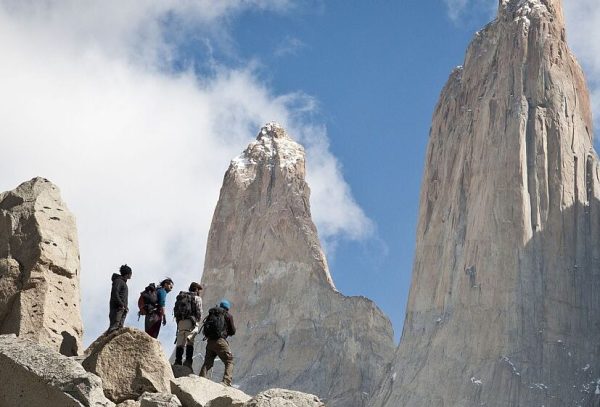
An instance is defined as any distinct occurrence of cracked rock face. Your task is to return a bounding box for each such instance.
[199,123,395,407]
[370,1,600,406]
[0,177,83,356]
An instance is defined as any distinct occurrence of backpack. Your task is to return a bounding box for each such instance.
[174,291,198,322]
[137,283,157,316]
[202,307,227,340]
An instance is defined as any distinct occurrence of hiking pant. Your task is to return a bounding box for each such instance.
[176,319,199,347]
[145,312,162,338]
[199,338,234,386]
[108,306,127,332]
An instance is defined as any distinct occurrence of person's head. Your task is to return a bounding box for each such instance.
[219,299,231,311]
[119,264,132,279]
[160,278,174,292]
[189,282,204,295]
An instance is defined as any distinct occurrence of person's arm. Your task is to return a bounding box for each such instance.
[226,313,236,336]
[196,296,203,321]
[157,288,167,324]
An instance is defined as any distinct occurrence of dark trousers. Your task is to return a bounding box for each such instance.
[145,312,162,338]
[108,306,127,332]
[199,338,234,385]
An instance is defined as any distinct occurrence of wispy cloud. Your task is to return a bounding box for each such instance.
[0,1,372,351]
[274,36,306,57]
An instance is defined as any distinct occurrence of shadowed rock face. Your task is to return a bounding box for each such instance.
[0,177,83,356]
[199,123,395,407]
[370,1,600,406]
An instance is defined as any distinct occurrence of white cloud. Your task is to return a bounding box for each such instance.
[0,1,371,352]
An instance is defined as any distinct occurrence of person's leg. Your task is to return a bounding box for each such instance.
[199,341,217,378]
[117,308,128,329]
[215,338,234,386]
[174,319,190,365]
[108,307,124,332]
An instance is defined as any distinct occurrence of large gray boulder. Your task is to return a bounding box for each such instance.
[0,177,83,356]
[139,392,182,407]
[198,123,394,407]
[243,389,325,407]
[0,334,114,407]
[170,376,251,407]
[370,1,600,406]
[83,328,174,403]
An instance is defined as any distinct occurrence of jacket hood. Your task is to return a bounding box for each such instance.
[111,273,122,282]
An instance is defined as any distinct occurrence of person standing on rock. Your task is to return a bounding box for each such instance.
[146,277,174,338]
[199,299,236,386]
[173,282,204,368]
[107,264,132,332]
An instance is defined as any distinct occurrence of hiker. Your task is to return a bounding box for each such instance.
[173,282,204,368]
[145,278,174,338]
[107,264,132,333]
[138,283,158,334]
[199,299,236,386]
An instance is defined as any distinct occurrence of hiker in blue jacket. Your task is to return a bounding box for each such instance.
[146,278,174,338]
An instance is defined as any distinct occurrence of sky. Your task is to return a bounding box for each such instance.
[0,0,599,354]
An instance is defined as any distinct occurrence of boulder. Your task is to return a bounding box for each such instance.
[117,402,141,407]
[243,389,325,407]
[139,392,182,407]
[172,364,194,378]
[0,177,83,356]
[170,376,251,407]
[83,327,174,403]
[0,334,114,407]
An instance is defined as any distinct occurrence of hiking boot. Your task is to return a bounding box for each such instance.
[174,346,184,366]
[183,345,194,368]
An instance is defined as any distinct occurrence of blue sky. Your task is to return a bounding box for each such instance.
[0,1,598,349]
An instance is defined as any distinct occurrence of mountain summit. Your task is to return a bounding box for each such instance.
[371,0,599,406]
[199,123,395,407]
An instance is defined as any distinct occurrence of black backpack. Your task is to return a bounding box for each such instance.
[137,283,157,317]
[202,307,227,340]
[174,291,198,322]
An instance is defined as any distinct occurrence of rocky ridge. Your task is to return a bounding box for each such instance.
[199,123,395,407]
[370,0,600,406]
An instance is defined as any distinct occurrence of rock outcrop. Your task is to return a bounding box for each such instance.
[198,123,395,407]
[83,328,174,403]
[170,376,251,407]
[244,389,325,407]
[0,334,114,407]
[370,1,600,406]
[0,177,83,356]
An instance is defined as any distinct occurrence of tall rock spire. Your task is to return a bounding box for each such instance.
[371,0,599,406]
[199,123,395,407]
[0,178,83,356]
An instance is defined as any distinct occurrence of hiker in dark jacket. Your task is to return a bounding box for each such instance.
[107,264,132,332]
[199,299,236,386]
[145,277,174,338]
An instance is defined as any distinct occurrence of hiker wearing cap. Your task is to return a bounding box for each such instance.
[173,282,204,368]
[199,299,236,386]
[146,278,174,338]
[107,264,132,333]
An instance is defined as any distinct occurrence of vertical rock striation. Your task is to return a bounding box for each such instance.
[200,123,395,407]
[371,1,600,406]
[0,177,83,356]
